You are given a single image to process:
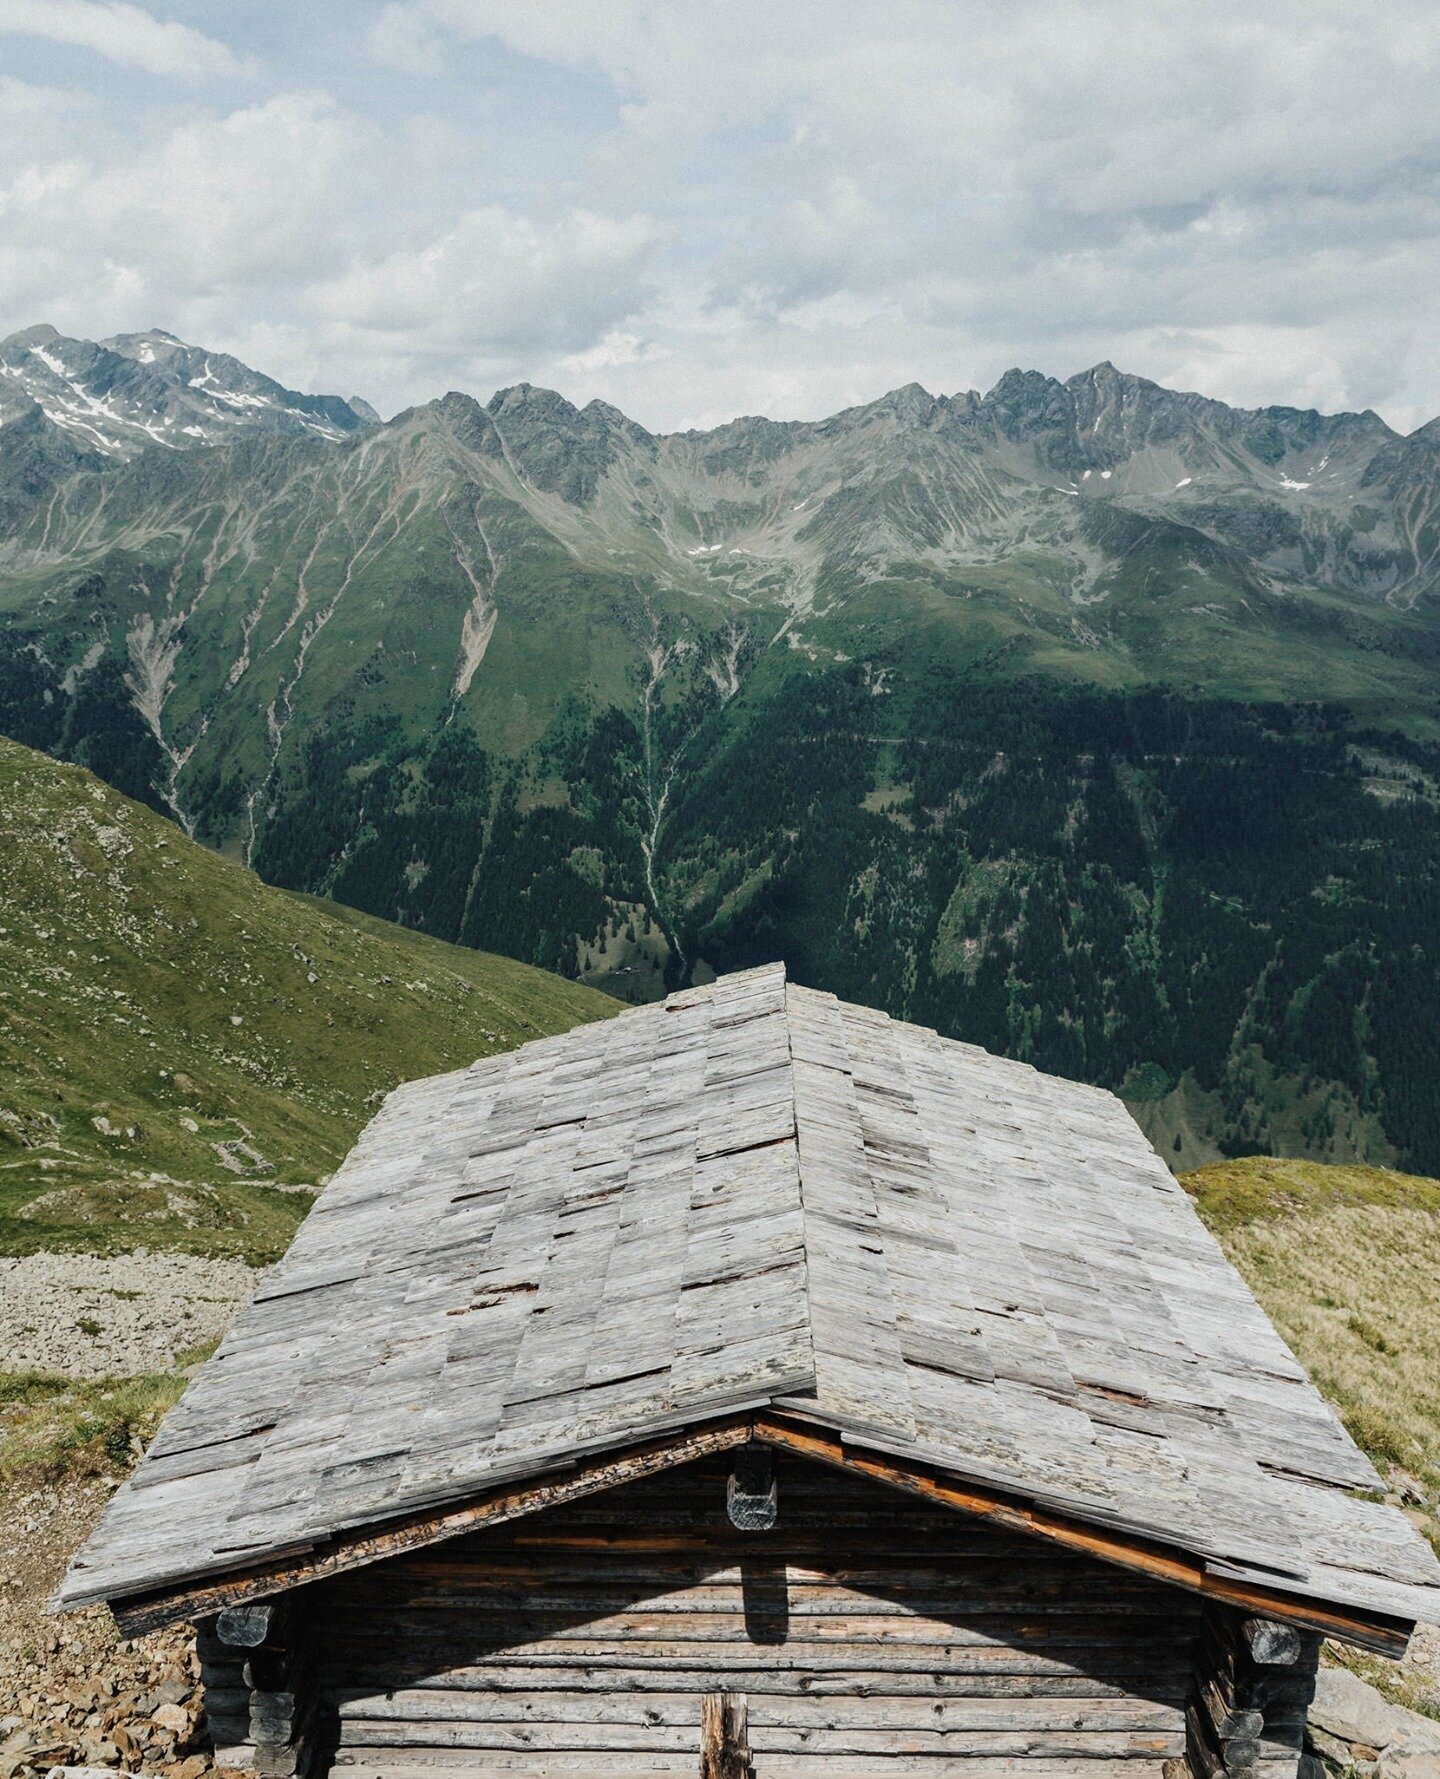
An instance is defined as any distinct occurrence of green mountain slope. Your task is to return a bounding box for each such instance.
[1186,1157,1440,1508]
[0,736,611,1261]
[3,349,1440,1175]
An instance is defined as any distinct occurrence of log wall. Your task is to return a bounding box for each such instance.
[302,1452,1203,1777]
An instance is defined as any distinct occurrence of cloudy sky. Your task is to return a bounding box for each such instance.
[1,0,1436,431]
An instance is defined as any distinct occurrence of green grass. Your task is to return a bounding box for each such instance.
[0,736,614,1263]
[0,1365,196,1480]
[1185,1157,1440,1504]
[1184,1154,1440,1234]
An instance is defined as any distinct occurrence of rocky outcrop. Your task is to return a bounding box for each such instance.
[1307,1667,1440,1778]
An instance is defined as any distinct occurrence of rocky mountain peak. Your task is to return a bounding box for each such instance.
[0,323,375,459]
[1,322,63,351]
[486,382,641,501]
[864,382,940,425]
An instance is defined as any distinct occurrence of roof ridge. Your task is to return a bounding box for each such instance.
[784,982,918,1444]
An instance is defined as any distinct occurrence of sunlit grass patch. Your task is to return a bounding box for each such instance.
[0,1369,187,1480]
[1185,1159,1440,1505]
[0,1342,216,1481]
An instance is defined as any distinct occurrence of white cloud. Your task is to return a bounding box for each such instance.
[0,0,251,80]
[364,3,445,77]
[0,93,352,329]
[308,206,660,352]
[559,330,669,376]
[1,2,1438,430]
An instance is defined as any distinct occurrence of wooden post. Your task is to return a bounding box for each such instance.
[1187,1604,1319,1779]
[217,1592,317,1779]
[700,1690,753,1779]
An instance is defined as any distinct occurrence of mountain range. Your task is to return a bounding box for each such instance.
[1,322,1438,1176]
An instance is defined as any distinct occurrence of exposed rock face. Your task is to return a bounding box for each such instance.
[5,334,1440,1176]
[1308,1666,1440,1777]
[0,325,375,461]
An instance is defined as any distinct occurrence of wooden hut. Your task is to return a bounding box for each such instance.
[59,964,1440,1779]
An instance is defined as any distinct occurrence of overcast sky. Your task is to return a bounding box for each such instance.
[1,0,1436,432]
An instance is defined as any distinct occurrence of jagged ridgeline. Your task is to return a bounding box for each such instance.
[3,326,1440,1173]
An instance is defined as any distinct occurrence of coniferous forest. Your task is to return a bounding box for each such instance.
[4,352,1440,1180]
[227,671,1440,1176]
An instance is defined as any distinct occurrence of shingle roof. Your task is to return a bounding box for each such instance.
[59,964,1440,1630]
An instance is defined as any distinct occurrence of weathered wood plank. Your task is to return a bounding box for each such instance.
[330,1759,1170,1778]
[317,1658,1194,1694]
[337,1720,1183,1756]
[331,1689,1185,1734]
[313,1453,1198,1776]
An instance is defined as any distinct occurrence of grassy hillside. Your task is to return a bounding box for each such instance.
[0,736,612,1264]
[1186,1157,1440,1506]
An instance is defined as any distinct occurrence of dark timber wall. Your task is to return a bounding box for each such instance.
[301,1453,1203,1776]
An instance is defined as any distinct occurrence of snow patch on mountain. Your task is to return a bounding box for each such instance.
[0,324,376,460]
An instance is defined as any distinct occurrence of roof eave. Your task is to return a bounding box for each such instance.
[64,1408,1421,1659]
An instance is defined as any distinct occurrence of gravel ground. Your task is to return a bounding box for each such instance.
[0,1477,244,1779]
[0,1253,257,1379]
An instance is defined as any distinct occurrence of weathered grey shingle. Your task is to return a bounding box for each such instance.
[58,964,1440,1630]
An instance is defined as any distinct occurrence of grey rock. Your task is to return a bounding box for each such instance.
[1378,1754,1440,1779]
[1312,1669,1414,1752]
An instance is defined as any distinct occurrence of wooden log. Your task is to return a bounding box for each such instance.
[1198,1675,1264,1740]
[329,1688,1185,1733]
[313,1600,1189,1639]
[219,1601,285,1648]
[251,1692,306,1741]
[201,1684,251,1714]
[327,1759,1186,1778]
[318,1658,1193,1697]
[204,1711,253,1743]
[1241,1618,1302,1666]
[1187,1699,1257,1778]
[336,1719,1183,1757]
[255,1723,316,1779]
[1200,1634,1316,1713]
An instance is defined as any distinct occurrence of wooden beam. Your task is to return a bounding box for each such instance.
[699,1690,753,1779]
[111,1419,755,1637]
[750,1415,1413,1658]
